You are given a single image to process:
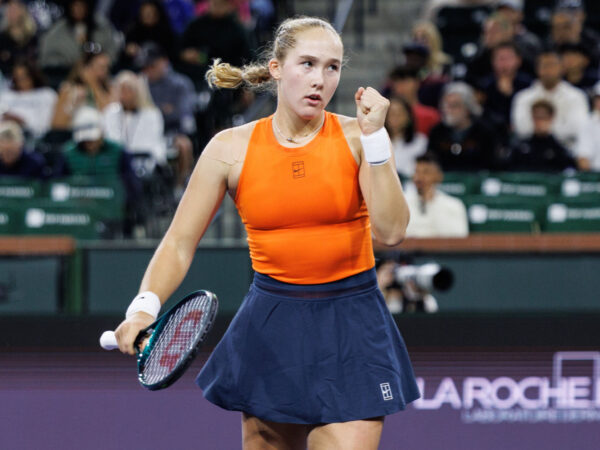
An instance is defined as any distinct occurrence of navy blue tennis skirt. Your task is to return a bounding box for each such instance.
[196,268,421,424]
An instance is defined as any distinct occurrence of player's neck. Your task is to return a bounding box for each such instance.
[273,109,325,144]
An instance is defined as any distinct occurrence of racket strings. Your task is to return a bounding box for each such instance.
[140,295,213,385]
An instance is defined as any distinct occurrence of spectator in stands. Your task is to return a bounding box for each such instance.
[511,48,589,153]
[405,153,469,237]
[103,71,168,169]
[385,96,428,178]
[0,0,39,76]
[386,65,440,136]
[479,41,532,135]
[163,0,196,35]
[495,0,541,71]
[0,60,58,139]
[547,1,600,69]
[137,43,195,188]
[120,0,178,68]
[508,99,576,172]
[0,120,47,177]
[51,49,114,131]
[575,81,600,171]
[465,12,535,88]
[179,0,253,82]
[420,0,495,22]
[428,81,498,171]
[39,0,121,69]
[61,106,141,206]
[138,43,195,133]
[195,0,252,25]
[401,41,449,108]
[558,42,597,93]
[411,20,452,77]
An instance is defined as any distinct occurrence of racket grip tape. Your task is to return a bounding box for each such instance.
[100,331,119,350]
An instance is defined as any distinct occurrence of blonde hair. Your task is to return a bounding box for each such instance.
[0,1,37,46]
[411,20,451,74]
[113,70,156,109]
[205,16,342,90]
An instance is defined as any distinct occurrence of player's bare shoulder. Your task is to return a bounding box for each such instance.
[203,120,259,165]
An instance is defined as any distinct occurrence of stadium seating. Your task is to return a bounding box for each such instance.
[464,195,543,233]
[544,198,600,232]
[0,176,127,239]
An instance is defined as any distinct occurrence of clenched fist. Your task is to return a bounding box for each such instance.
[355,87,390,135]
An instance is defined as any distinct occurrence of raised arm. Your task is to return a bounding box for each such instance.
[114,134,231,354]
[354,87,410,246]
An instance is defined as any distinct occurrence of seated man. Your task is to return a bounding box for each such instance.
[508,99,576,172]
[0,120,47,178]
[405,153,469,237]
[511,47,589,153]
[576,81,600,171]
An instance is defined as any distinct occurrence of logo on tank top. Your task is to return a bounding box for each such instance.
[292,161,305,179]
[380,382,393,401]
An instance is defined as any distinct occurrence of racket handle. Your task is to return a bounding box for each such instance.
[100,331,119,350]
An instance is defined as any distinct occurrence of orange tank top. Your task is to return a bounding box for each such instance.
[234,111,375,284]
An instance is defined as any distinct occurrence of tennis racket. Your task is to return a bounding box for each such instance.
[100,290,218,390]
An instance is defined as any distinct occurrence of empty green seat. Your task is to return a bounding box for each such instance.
[438,171,484,198]
[45,176,126,220]
[560,172,600,200]
[0,203,19,235]
[0,177,42,200]
[464,196,543,233]
[5,200,106,239]
[480,172,562,199]
[544,199,600,232]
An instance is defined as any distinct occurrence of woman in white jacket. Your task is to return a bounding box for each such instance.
[103,70,167,169]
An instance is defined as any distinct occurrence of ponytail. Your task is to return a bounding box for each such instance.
[205,59,273,90]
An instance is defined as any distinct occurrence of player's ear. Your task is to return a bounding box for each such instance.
[268,58,281,81]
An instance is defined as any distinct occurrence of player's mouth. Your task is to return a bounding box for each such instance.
[304,94,322,105]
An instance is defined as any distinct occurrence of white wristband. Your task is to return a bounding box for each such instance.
[360,127,392,166]
[126,291,161,320]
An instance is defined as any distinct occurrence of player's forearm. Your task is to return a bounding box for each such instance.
[366,161,409,246]
[139,235,196,304]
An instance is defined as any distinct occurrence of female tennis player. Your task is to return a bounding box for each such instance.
[114,16,420,449]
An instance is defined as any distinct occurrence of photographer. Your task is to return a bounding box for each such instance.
[377,259,451,314]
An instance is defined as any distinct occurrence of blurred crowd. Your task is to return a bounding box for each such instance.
[383,0,600,238]
[0,0,278,236]
[2,0,600,240]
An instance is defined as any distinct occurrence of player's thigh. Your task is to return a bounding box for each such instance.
[242,413,309,450]
[306,417,384,450]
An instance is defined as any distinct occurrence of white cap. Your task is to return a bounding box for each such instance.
[0,120,24,144]
[72,106,103,143]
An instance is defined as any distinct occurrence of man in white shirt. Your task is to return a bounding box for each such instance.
[575,80,600,171]
[511,48,589,153]
[405,153,469,237]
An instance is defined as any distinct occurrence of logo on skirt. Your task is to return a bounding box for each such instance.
[380,382,393,401]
